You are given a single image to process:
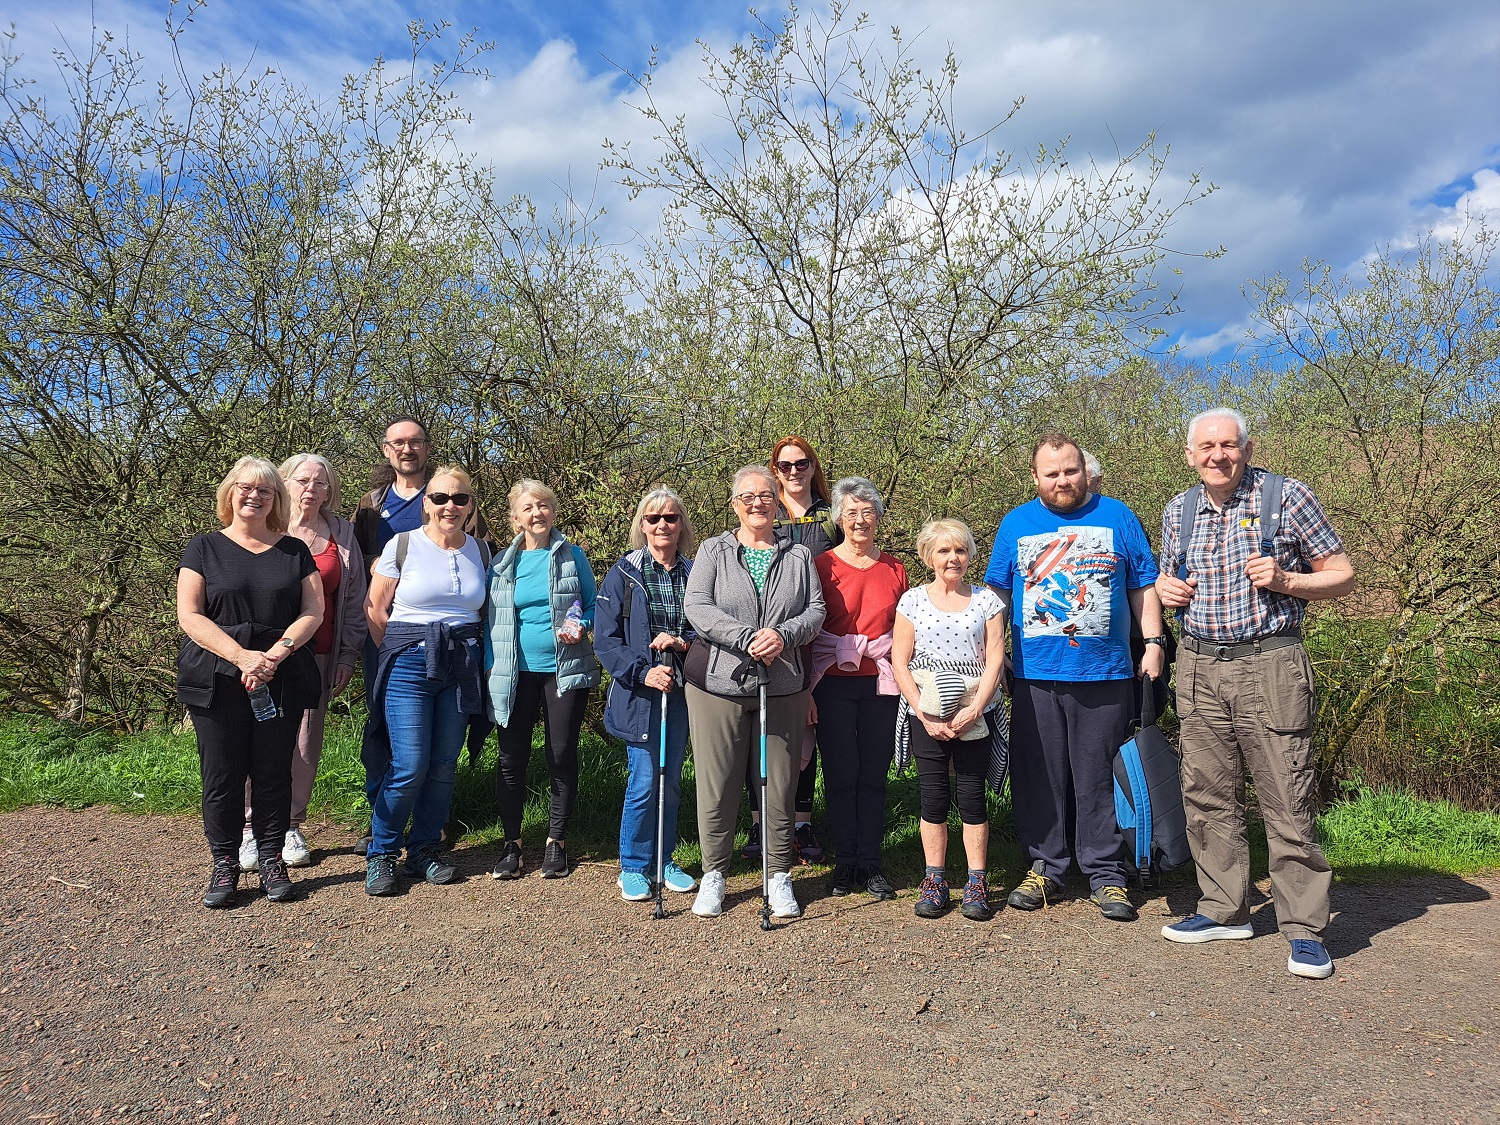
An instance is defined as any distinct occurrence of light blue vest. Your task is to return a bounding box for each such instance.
[485,529,600,726]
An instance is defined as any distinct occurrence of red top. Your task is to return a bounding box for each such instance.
[311,537,342,655]
[814,550,908,676]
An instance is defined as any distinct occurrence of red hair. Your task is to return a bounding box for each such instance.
[769,435,830,504]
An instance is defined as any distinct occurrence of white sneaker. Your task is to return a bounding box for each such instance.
[283,828,311,867]
[237,828,258,872]
[768,871,801,918]
[692,870,726,917]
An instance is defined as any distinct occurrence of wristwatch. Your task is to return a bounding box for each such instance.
[277,638,295,651]
[1143,636,1168,647]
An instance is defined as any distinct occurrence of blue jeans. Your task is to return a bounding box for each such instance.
[618,689,689,875]
[372,643,470,857]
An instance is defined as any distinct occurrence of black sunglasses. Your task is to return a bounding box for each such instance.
[427,492,471,507]
[643,513,681,526]
[775,458,812,474]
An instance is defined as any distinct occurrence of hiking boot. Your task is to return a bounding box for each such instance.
[740,822,761,859]
[662,862,697,893]
[238,828,258,872]
[1090,885,1138,922]
[1007,861,1061,911]
[828,864,858,897]
[259,855,295,903]
[489,841,523,880]
[861,867,896,901]
[365,853,400,897]
[282,828,311,867]
[404,847,457,885]
[961,874,994,922]
[1160,913,1254,943]
[1287,939,1335,980]
[914,874,950,919]
[692,870,726,917]
[203,856,240,909]
[768,871,802,918]
[618,871,652,902]
[540,840,570,879]
[794,823,823,863]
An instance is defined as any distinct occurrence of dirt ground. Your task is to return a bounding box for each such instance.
[0,808,1495,1125]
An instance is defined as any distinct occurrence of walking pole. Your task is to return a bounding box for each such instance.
[756,660,773,932]
[652,655,669,921]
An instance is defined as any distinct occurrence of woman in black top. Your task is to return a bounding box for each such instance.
[177,456,324,908]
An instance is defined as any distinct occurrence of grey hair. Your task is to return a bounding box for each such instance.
[278,453,342,515]
[730,464,777,500]
[829,476,885,524]
[629,486,697,556]
[1186,407,1249,447]
[1080,450,1102,484]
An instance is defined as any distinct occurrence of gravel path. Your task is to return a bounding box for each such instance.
[0,808,1495,1124]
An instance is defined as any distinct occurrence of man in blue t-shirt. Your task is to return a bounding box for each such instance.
[984,434,1167,922]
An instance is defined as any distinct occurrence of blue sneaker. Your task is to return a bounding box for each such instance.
[1288,939,1335,979]
[662,862,698,893]
[617,871,652,901]
[1161,913,1255,943]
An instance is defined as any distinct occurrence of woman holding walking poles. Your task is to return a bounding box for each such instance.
[595,487,700,904]
[684,465,825,921]
[892,519,1007,922]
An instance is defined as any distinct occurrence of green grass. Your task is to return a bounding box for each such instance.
[2,712,1496,883]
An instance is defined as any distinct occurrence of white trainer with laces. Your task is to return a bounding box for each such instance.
[768,871,802,918]
[237,828,258,872]
[692,870,726,917]
[283,828,311,867]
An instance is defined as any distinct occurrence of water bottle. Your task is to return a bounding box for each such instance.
[558,599,585,643]
[247,683,279,722]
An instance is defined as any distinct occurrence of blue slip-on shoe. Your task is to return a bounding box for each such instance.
[617,871,652,901]
[1161,913,1255,943]
[1287,939,1335,979]
[662,862,698,893]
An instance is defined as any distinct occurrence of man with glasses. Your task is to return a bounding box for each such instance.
[352,419,491,852]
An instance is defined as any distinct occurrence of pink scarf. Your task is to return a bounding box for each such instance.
[802,630,897,765]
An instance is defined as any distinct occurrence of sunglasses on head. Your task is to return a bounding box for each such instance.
[643,512,681,526]
[427,492,471,507]
[775,458,812,474]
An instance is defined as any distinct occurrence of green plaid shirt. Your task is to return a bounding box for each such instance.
[642,553,688,639]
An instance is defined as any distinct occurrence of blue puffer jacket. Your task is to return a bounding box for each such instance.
[595,549,696,745]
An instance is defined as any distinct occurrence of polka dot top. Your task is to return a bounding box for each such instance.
[897,584,1005,662]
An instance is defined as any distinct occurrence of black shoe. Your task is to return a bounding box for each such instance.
[259,855,295,902]
[1007,861,1061,911]
[203,856,239,909]
[740,822,761,859]
[356,823,372,858]
[861,867,896,901]
[405,847,458,885]
[490,840,523,880]
[365,853,400,897]
[1090,885,1139,922]
[794,823,823,863]
[541,840,570,879]
[828,864,858,896]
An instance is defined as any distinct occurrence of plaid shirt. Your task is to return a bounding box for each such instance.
[1161,466,1344,643]
[641,552,689,639]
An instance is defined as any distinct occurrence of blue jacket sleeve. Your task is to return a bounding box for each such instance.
[574,545,599,628]
[592,562,648,689]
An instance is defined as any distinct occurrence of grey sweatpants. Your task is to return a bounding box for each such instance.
[686,683,809,877]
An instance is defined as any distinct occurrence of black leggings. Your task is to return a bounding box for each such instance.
[495,671,590,841]
[911,711,996,825]
[190,674,302,861]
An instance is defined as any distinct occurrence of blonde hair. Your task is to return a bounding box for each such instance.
[914,518,977,571]
[628,487,696,556]
[215,457,289,533]
[507,477,559,532]
[278,453,342,515]
[422,465,474,526]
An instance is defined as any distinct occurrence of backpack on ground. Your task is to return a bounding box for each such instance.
[1114,676,1191,885]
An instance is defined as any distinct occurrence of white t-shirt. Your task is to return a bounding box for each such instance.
[897,584,1005,662]
[375,530,487,625]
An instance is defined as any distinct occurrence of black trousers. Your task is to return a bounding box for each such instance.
[813,675,897,867]
[495,671,590,841]
[190,674,302,861]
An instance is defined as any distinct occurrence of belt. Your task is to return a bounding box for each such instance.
[1181,631,1301,661]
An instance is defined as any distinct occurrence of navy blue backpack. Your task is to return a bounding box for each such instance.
[1114,676,1192,883]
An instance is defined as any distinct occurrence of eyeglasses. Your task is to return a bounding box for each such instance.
[234,484,275,499]
[383,438,427,449]
[734,491,778,507]
[774,458,811,475]
[288,477,329,491]
[427,492,471,507]
[643,513,681,526]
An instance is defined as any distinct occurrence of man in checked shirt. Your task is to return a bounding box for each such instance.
[1155,407,1355,980]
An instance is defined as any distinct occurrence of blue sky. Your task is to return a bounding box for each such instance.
[13,1,1500,361]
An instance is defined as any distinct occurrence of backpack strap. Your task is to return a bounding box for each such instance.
[1258,472,1285,556]
[1175,485,1203,581]
[394,531,410,573]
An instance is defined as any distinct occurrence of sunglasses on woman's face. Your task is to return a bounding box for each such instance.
[427,492,471,507]
[775,458,811,474]
[643,513,681,526]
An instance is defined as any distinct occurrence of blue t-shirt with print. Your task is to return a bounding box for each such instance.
[375,485,426,556]
[983,494,1159,681]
